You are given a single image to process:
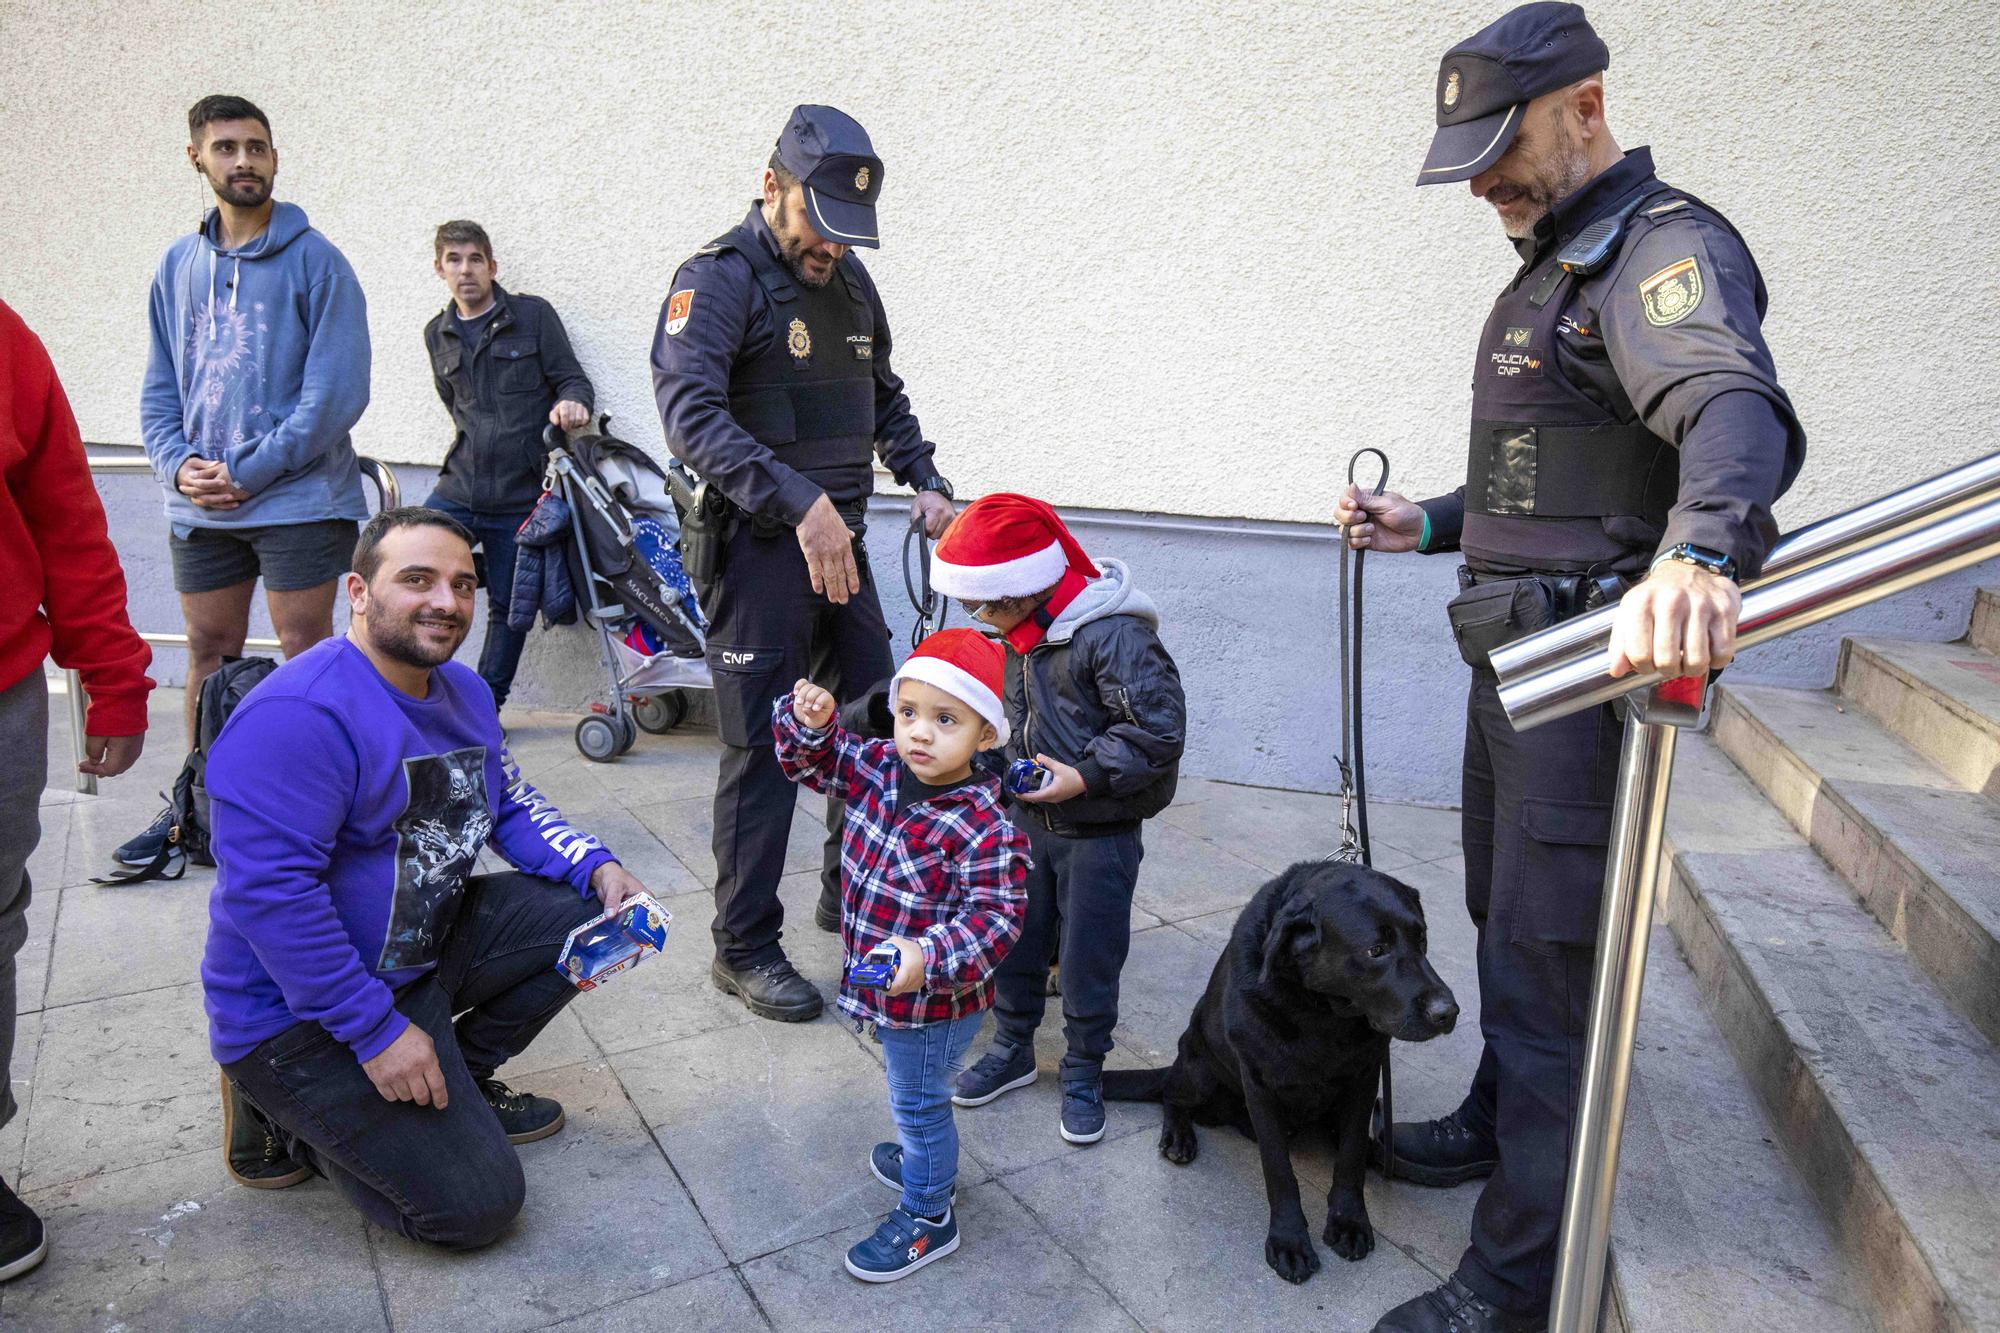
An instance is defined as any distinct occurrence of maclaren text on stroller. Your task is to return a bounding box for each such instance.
[533,422,713,761]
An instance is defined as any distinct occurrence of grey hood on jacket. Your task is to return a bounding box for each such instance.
[1042,559,1159,645]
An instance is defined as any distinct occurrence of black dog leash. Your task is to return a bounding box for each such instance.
[1337,448,1387,867]
[1334,447,1396,1183]
[902,512,944,651]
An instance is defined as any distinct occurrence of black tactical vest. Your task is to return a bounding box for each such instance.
[712,221,878,508]
[1462,184,1680,573]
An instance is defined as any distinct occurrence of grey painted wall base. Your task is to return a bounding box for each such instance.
[88,448,1997,806]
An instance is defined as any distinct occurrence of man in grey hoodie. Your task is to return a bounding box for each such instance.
[122,94,372,870]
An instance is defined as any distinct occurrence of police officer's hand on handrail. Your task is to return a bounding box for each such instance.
[1334,485,1425,552]
[798,494,862,605]
[1607,558,1741,681]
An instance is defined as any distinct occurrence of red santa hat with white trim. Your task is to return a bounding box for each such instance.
[928,493,1099,603]
[891,628,1011,746]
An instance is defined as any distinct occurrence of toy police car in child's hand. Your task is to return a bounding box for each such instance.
[554,893,671,991]
[846,942,902,989]
[1006,759,1053,796]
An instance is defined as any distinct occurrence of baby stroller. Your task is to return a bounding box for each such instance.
[537,421,712,762]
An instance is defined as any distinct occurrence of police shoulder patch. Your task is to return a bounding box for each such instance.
[1638,256,1704,327]
[665,289,694,337]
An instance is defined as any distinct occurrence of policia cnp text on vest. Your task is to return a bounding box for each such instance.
[651,105,954,1024]
[1339,6,1805,1332]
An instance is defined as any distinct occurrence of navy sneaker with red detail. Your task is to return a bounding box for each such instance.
[843,1205,959,1282]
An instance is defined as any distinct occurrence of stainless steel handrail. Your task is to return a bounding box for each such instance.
[58,454,400,795]
[1491,471,2000,1332]
[1489,450,2000,683]
[1500,496,2000,731]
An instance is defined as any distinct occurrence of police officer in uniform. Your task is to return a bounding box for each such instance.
[1337,7,1805,1329]
[652,106,954,1023]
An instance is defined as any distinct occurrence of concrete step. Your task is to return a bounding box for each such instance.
[1607,926,1870,1333]
[1835,637,2000,800]
[1662,734,2000,1333]
[1969,588,2000,657]
[1711,683,2000,1047]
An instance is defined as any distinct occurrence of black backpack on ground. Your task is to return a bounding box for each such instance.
[96,655,277,885]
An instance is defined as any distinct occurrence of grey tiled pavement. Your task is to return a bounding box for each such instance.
[14,686,1492,1331]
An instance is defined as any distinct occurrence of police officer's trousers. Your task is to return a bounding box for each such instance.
[701,517,892,968]
[1453,668,1623,1316]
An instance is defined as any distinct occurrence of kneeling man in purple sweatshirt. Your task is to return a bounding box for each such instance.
[202,506,653,1249]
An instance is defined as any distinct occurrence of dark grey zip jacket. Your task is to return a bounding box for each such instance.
[427,285,594,513]
[1005,560,1186,835]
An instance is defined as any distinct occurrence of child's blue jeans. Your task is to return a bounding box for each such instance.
[876,1012,984,1217]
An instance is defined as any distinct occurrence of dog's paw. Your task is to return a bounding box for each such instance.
[1159,1121,1199,1166]
[1324,1212,1375,1261]
[1264,1227,1321,1284]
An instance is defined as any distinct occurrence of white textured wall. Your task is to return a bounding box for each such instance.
[4,0,1997,530]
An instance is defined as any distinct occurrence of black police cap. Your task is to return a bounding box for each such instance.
[1417,2,1610,186]
[775,105,884,249]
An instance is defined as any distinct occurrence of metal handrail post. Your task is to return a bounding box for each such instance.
[1549,705,1680,1333]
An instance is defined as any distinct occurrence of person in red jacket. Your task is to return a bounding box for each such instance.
[0,297,155,1281]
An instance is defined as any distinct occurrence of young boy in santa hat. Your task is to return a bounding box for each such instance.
[772,627,1030,1282]
[927,493,1186,1145]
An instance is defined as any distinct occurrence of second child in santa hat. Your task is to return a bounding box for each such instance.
[927,493,1187,1145]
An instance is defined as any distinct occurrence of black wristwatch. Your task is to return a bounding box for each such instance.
[915,473,955,501]
[1655,542,1738,581]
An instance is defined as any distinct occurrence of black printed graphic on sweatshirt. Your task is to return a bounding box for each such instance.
[378,746,493,970]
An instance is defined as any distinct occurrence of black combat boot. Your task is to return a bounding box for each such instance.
[1373,1277,1545,1333]
[1374,1099,1498,1187]
[710,955,824,1022]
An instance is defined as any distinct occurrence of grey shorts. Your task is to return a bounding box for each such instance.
[169,519,359,594]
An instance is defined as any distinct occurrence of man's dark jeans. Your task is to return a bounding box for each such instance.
[424,493,532,710]
[223,872,599,1249]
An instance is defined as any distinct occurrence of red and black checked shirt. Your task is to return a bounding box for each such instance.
[773,695,1029,1029]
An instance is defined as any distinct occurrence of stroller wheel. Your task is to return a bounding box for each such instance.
[631,691,689,735]
[617,713,639,754]
[575,715,621,764]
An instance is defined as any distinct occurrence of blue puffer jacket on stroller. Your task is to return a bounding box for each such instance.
[509,492,578,631]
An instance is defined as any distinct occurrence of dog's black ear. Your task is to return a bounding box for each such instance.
[1258,890,1322,989]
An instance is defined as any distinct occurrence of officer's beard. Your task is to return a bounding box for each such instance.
[1497,116,1594,240]
[772,193,837,289]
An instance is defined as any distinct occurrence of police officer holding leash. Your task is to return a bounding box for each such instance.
[1336,6,1804,1330]
[652,106,955,1023]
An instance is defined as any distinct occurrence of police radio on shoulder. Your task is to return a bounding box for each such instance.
[1653,542,1737,581]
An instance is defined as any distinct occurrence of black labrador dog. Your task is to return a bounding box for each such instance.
[1105,859,1459,1284]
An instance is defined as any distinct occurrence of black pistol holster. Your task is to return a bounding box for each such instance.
[665,462,735,596]
[1446,567,1629,671]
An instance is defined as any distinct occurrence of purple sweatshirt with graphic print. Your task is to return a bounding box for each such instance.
[200,638,615,1064]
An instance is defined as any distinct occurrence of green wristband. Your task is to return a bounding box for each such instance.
[1417,511,1432,553]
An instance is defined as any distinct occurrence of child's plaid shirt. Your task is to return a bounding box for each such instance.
[773,694,1029,1029]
